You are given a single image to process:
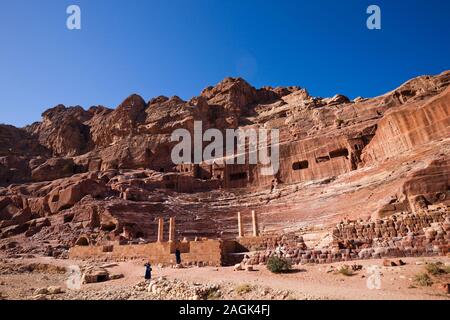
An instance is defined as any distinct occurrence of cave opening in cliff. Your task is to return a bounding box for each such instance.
[229,172,247,181]
[96,275,109,282]
[135,231,144,238]
[316,155,330,163]
[329,148,349,159]
[63,213,74,223]
[166,182,175,189]
[75,236,89,246]
[292,160,309,170]
[101,222,116,232]
[102,245,113,252]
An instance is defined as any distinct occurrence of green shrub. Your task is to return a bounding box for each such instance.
[235,284,253,295]
[425,262,449,276]
[337,265,354,277]
[425,262,443,275]
[413,273,433,287]
[266,256,292,274]
[205,287,221,300]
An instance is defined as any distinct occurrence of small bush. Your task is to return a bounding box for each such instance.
[337,265,354,277]
[414,273,433,287]
[425,263,443,276]
[205,287,221,300]
[266,256,292,274]
[425,262,449,276]
[235,284,253,295]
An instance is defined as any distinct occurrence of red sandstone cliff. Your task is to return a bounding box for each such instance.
[0,71,449,255]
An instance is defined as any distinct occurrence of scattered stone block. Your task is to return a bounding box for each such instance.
[33,288,48,295]
[47,286,63,295]
[233,263,243,271]
[82,266,110,284]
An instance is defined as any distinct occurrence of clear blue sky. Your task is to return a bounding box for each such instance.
[1,0,449,127]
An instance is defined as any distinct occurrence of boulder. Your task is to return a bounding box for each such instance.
[82,267,110,284]
[11,208,32,225]
[31,158,76,182]
[48,178,107,213]
[33,288,48,295]
[31,294,47,300]
[47,286,63,294]
[233,263,243,271]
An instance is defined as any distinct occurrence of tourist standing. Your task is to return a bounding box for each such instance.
[175,249,181,265]
[144,262,152,280]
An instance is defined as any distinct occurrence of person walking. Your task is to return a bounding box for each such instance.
[144,262,152,280]
[175,249,181,265]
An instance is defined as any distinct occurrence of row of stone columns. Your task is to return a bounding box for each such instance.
[237,210,259,238]
[156,212,258,242]
[157,217,176,242]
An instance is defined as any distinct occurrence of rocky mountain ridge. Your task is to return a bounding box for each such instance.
[0,71,449,255]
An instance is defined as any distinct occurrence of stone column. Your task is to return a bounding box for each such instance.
[169,217,176,242]
[252,210,259,237]
[157,218,164,242]
[237,212,244,238]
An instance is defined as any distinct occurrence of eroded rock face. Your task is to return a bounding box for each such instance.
[402,158,450,212]
[27,105,93,157]
[362,85,450,166]
[90,95,146,148]
[0,125,49,158]
[0,71,449,252]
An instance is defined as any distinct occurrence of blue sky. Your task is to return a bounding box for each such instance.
[1,0,449,127]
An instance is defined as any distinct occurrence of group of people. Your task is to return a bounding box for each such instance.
[144,249,182,280]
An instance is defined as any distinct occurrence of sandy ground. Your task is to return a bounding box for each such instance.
[0,255,449,300]
[156,257,450,300]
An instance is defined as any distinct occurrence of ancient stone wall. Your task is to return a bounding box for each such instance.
[332,208,448,245]
[68,239,236,266]
[246,207,449,265]
[237,234,306,252]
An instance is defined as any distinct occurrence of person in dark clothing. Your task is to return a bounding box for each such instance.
[175,249,181,265]
[144,262,152,280]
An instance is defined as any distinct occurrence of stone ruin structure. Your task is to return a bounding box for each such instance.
[245,205,449,266]
[69,206,449,267]
[69,212,263,266]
